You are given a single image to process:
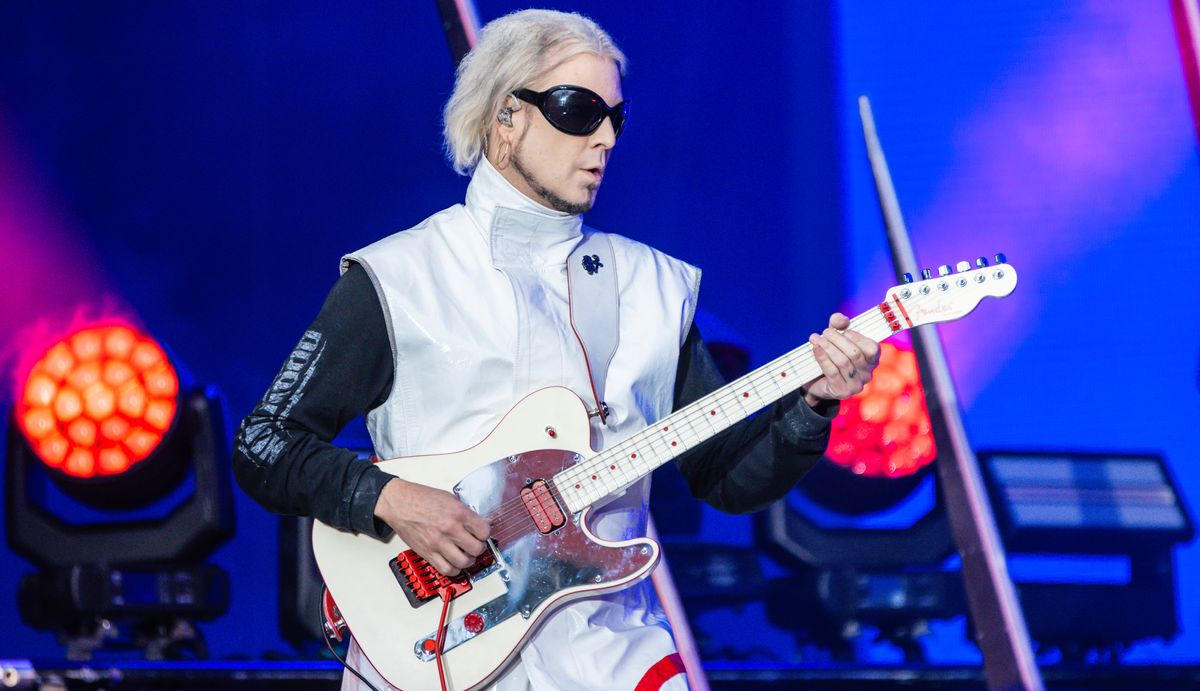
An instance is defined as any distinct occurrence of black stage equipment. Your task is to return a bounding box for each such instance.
[765,568,966,663]
[977,450,1194,659]
[662,543,765,606]
[278,446,372,652]
[7,388,234,569]
[6,325,234,660]
[756,359,958,661]
[279,514,327,652]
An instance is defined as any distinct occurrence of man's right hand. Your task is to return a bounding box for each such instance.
[373,477,491,576]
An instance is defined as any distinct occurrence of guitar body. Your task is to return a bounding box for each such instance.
[311,387,660,691]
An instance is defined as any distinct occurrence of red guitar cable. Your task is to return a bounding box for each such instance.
[436,587,455,691]
[321,583,456,691]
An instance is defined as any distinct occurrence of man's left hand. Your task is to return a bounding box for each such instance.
[801,312,880,409]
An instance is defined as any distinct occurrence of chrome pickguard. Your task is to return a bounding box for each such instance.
[413,450,655,659]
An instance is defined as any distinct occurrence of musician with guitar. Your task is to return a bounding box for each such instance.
[234,9,879,690]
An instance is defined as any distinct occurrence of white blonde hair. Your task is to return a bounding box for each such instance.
[442,9,626,176]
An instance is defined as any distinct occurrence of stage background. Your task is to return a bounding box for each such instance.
[1,0,1196,666]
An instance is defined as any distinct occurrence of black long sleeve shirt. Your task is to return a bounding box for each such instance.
[233,264,836,538]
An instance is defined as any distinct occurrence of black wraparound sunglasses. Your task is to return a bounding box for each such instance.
[512,85,629,139]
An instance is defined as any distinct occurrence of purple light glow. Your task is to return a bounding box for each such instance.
[0,111,133,403]
[852,2,1195,405]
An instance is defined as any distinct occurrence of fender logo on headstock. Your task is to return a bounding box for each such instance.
[906,300,958,320]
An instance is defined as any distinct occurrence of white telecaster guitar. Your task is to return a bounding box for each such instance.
[312,258,1018,690]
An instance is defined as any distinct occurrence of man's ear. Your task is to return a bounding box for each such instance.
[493,95,525,151]
[497,94,523,127]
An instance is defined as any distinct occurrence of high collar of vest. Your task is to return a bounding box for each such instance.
[465,157,584,269]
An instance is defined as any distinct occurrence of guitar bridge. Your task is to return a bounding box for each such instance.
[390,545,495,609]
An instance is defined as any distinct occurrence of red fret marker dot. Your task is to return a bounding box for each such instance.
[591,475,597,480]
[710,410,716,416]
[575,484,581,489]
[631,453,637,459]
[743,392,749,398]
[781,372,787,377]
[671,441,677,447]
[610,465,616,470]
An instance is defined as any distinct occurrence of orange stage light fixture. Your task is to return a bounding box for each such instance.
[15,324,179,480]
[826,341,937,479]
[7,322,234,653]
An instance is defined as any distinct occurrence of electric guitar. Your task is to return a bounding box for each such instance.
[312,258,1018,690]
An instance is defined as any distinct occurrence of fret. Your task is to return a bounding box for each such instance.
[556,299,922,514]
[644,431,675,459]
[674,419,704,448]
[748,372,773,402]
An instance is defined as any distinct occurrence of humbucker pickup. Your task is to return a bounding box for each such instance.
[520,479,566,534]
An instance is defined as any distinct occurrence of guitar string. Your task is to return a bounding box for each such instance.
[552,307,895,492]
[484,304,911,539]
[478,306,902,539]
[494,267,1008,538]
[535,305,897,492]
[549,269,1002,497]
[436,271,1004,547]
[489,311,894,536]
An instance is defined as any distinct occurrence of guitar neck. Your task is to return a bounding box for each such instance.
[554,304,900,513]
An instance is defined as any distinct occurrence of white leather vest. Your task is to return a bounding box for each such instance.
[342,158,700,541]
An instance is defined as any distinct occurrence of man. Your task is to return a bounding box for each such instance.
[233,9,878,690]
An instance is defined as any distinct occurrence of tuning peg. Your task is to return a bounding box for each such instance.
[902,272,914,284]
[975,256,989,268]
[921,268,933,280]
[938,264,951,277]
[956,261,970,272]
[994,252,1007,265]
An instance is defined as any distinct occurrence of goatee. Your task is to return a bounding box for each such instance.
[511,151,594,215]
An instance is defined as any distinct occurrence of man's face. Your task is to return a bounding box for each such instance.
[495,52,623,215]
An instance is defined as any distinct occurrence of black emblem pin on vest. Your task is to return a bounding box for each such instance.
[582,254,603,275]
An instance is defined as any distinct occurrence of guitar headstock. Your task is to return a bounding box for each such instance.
[878,254,1017,332]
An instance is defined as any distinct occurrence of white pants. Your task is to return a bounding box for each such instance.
[341,589,689,691]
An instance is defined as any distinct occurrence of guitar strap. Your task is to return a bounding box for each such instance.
[566,232,618,426]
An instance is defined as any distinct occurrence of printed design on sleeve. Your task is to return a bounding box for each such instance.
[236,330,327,467]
